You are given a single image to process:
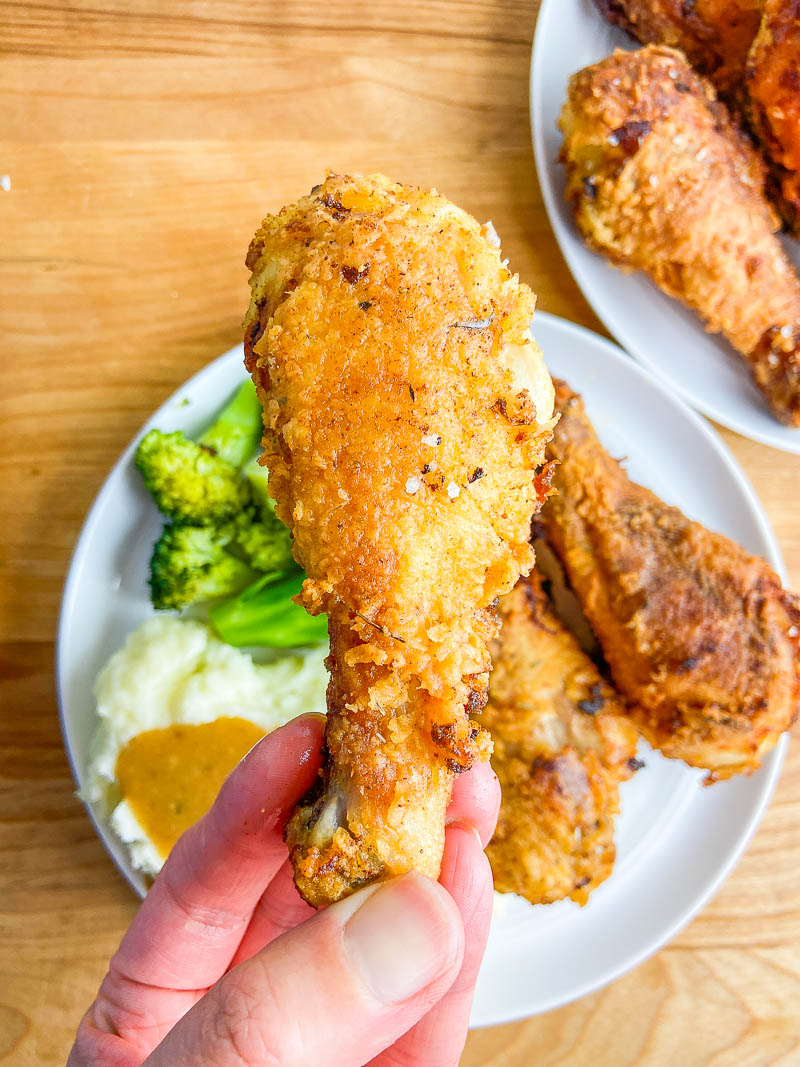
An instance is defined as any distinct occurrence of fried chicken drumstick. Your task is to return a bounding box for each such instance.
[594,1,800,234]
[560,45,800,426]
[482,573,639,906]
[542,380,800,782]
[244,173,556,906]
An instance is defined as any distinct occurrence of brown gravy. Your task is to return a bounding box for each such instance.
[115,717,266,858]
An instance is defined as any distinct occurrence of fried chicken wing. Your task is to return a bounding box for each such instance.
[542,380,800,781]
[746,0,800,233]
[593,0,763,97]
[244,173,556,906]
[482,573,639,906]
[560,45,800,426]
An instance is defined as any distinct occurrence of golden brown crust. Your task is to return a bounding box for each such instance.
[593,1,800,237]
[593,0,763,97]
[245,173,556,905]
[559,45,800,426]
[746,0,800,234]
[542,380,800,782]
[483,574,639,906]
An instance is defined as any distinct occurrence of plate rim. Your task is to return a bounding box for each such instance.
[55,347,249,899]
[530,0,800,455]
[56,315,789,1025]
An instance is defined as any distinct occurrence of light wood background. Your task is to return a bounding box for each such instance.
[2,2,799,1063]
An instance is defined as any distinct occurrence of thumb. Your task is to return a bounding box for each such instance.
[146,872,465,1067]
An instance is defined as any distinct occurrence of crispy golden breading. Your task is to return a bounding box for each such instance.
[542,380,800,782]
[482,574,639,906]
[244,173,556,906]
[594,1,800,236]
[559,45,800,426]
[746,0,800,233]
[593,0,763,97]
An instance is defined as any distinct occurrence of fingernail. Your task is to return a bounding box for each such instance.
[237,735,268,766]
[445,819,484,849]
[342,873,460,1003]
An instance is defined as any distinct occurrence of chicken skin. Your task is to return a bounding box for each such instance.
[594,0,763,97]
[594,1,800,236]
[746,0,800,233]
[482,573,639,906]
[542,380,800,782]
[244,173,556,906]
[560,45,800,426]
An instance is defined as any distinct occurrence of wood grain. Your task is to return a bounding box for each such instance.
[1,2,798,1063]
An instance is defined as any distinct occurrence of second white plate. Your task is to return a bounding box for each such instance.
[58,313,788,1025]
[531,0,800,454]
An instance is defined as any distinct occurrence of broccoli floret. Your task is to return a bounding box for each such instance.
[139,379,301,624]
[197,380,263,467]
[135,429,249,525]
[210,571,328,648]
[233,509,295,573]
[236,455,294,571]
[149,524,255,610]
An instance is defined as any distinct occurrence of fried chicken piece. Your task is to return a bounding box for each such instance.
[594,2,800,237]
[244,173,556,906]
[482,573,639,906]
[746,0,800,234]
[593,0,763,98]
[542,380,800,782]
[560,45,800,426]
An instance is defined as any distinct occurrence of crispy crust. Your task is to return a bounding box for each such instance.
[746,0,800,234]
[245,173,556,905]
[592,0,763,97]
[559,45,800,426]
[542,379,800,782]
[483,574,639,906]
[592,0,800,237]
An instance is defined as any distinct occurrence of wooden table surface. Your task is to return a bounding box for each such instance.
[3,2,800,1063]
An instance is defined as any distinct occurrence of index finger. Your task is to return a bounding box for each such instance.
[111,713,324,991]
[446,758,501,847]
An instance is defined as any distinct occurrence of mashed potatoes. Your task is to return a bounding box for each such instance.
[86,615,328,877]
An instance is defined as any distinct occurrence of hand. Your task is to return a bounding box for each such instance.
[69,714,500,1066]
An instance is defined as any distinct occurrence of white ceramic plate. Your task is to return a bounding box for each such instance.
[57,313,788,1025]
[531,0,800,454]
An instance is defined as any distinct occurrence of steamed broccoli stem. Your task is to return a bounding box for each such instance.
[242,453,275,514]
[150,523,256,611]
[135,429,249,525]
[233,508,295,572]
[209,571,328,648]
[198,380,263,468]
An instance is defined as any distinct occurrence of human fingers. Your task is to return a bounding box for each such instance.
[228,755,501,973]
[370,824,495,1067]
[79,715,324,1057]
[111,714,324,987]
[231,754,500,972]
[446,759,501,847]
[146,872,465,1067]
[230,760,501,974]
[229,858,316,967]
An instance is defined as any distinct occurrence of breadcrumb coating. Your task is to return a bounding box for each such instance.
[542,379,800,781]
[746,0,800,233]
[560,45,800,425]
[483,573,639,906]
[593,0,762,97]
[244,173,555,905]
